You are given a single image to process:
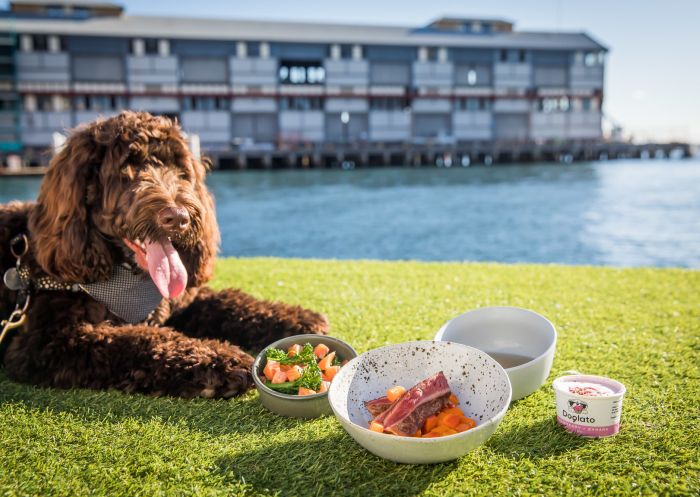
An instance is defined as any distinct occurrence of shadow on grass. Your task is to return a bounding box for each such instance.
[0,372,302,437]
[217,434,457,497]
[486,417,589,459]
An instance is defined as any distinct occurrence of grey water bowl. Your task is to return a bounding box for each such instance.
[435,307,557,401]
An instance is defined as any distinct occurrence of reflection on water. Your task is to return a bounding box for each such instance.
[2,160,699,268]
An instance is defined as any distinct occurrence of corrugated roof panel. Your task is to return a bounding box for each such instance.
[0,15,607,51]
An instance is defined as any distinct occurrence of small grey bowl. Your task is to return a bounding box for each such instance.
[253,334,358,418]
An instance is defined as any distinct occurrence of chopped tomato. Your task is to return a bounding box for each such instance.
[285,365,302,382]
[313,343,330,359]
[318,351,336,371]
[318,380,331,393]
[298,387,316,396]
[271,370,287,384]
[263,360,280,381]
[386,386,406,403]
[323,365,340,381]
[287,344,302,357]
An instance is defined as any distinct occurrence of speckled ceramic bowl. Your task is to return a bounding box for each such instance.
[253,334,358,418]
[328,341,512,464]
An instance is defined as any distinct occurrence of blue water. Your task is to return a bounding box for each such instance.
[2,159,699,268]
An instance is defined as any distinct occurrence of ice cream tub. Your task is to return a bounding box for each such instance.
[552,374,626,437]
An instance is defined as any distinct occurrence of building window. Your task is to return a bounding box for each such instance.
[32,35,48,52]
[73,7,90,19]
[181,96,229,111]
[539,97,570,113]
[46,5,65,17]
[519,50,526,63]
[584,52,597,67]
[144,39,158,55]
[466,69,477,86]
[369,97,411,111]
[340,44,352,59]
[36,95,53,111]
[279,96,324,111]
[279,61,326,85]
[581,97,591,112]
[247,42,260,58]
[426,47,439,61]
[74,95,127,112]
[456,97,491,111]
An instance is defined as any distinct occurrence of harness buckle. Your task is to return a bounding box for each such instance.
[1,234,31,347]
[10,234,28,259]
[0,305,27,346]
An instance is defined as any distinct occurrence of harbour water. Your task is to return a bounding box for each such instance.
[1,159,699,268]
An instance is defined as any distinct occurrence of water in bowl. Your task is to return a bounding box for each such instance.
[486,351,533,369]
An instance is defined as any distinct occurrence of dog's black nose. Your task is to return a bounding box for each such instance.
[158,206,190,232]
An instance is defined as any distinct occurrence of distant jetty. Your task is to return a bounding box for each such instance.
[0,141,693,174]
[211,140,693,169]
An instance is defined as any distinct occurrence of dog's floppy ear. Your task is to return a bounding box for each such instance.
[182,156,220,286]
[29,122,114,283]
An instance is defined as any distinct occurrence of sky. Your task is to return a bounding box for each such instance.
[60,1,700,143]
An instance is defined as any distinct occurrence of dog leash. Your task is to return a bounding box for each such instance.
[0,234,31,347]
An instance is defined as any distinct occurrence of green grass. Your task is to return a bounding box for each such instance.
[1,258,699,497]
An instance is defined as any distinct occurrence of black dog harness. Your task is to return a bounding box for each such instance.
[1,234,164,348]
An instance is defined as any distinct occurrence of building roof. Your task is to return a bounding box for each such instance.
[10,0,123,8]
[0,14,608,51]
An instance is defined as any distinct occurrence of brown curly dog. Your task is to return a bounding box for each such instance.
[0,111,328,398]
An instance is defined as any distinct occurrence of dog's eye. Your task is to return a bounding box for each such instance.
[121,165,135,179]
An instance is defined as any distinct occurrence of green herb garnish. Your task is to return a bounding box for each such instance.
[265,343,314,365]
[263,343,324,394]
[264,361,323,394]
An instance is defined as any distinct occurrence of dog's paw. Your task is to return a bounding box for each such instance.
[293,309,329,336]
[190,349,254,399]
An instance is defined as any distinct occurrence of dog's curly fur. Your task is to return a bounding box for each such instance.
[0,111,328,398]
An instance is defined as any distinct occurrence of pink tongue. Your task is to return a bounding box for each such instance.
[145,239,188,299]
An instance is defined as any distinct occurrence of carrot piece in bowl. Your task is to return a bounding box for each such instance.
[441,413,462,429]
[386,385,406,402]
[298,387,317,396]
[369,421,385,433]
[423,415,439,433]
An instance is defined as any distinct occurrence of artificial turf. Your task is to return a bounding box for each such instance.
[1,258,698,497]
